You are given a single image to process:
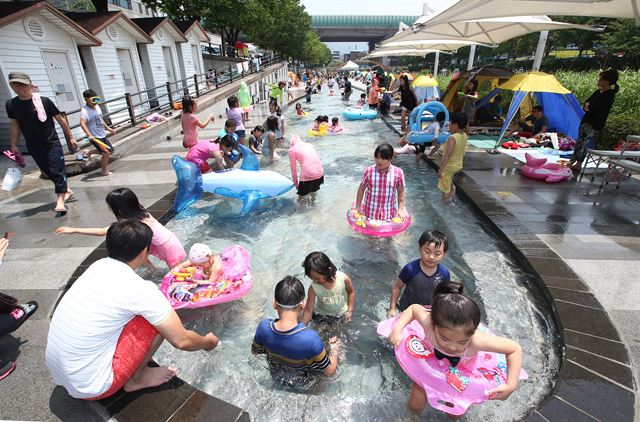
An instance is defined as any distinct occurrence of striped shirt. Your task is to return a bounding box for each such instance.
[252,320,330,374]
[361,164,405,220]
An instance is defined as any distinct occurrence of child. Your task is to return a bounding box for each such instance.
[55,188,185,268]
[437,113,468,203]
[305,82,313,103]
[226,96,246,145]
[267,101,285,144]
[357,93,366,107]
[311,116,322,132]
[389,282,523,418]
[262,116,279,163]
[172,243,223,284]
[355,143,406,221]
[295,103,307,117]
[289,135,324,197]
[387,230,450,318]
[181,96,214,149]
[79,89,116,176]
[186,136,236,172]
[248,125,264,154]
[397,112,445,159]
[301,252,355,323]
[251,276,341,377]
[328,117,343,133]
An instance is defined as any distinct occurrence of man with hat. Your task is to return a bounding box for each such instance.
[5,71,77,214]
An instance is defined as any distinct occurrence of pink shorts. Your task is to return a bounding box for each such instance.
[87,316,157,400]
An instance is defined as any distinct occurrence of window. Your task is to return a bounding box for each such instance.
[136,3,143,14]
[107,0,132,10]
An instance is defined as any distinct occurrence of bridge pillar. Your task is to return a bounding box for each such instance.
[368,41,377,52]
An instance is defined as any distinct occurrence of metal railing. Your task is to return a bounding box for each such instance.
[61,52,284,148]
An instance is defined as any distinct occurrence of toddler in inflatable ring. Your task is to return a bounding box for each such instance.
[383,282,524,418]
[171,243,223,284]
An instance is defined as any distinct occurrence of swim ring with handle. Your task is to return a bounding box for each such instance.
[346,207,411,237]
[377,314,528,416]
[160,245,253,309]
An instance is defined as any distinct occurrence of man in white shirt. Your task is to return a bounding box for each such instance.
[46,220,218,400]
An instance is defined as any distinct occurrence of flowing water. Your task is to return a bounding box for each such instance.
[152,92,560,421]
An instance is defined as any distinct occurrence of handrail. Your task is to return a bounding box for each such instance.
[61,52,284,147]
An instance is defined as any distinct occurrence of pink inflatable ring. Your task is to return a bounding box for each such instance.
[377,315,528,416]
[346,207,411,237]
[160,245,253,309]
[521,152,572,183]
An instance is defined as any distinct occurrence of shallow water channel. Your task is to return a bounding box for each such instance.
[152,92,560,421]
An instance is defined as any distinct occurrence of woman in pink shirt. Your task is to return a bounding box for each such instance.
[288,135,324,197]
[181,97,214,148]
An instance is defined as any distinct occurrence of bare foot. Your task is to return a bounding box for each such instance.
[101,171,113,176]
[123,366,176,393]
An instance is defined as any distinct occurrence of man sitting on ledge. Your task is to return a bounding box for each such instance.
[46,219,219,400]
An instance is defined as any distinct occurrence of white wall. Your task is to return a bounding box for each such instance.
[139,28,183,107]
[0,12,88,149]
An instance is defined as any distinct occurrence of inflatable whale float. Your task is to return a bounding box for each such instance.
[172,144,294,215]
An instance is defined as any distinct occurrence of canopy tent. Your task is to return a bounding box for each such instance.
[379,38,486,52]
[441,65,515,111]
[412,74,440,102]
[367,47,440,58]
[384,15,601,49]
[493,72,584,145]
[414,0,640,26]
[339,60,359,71]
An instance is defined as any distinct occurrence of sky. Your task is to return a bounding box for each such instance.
[300,0,456,54]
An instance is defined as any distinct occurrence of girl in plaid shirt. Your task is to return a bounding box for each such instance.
[355,143,406,221]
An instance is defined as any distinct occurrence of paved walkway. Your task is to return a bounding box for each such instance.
[0,97,273,420]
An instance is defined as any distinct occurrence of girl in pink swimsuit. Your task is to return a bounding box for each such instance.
[55,188,186,268]
[181,96,214,149]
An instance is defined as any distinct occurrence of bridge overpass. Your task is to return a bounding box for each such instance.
[311,15,419,50]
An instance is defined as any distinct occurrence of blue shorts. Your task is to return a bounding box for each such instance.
[235,130,246,139]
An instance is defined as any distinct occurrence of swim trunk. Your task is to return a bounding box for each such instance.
[86,316,157,401]
[297,176,324,196]
[437,169,458,194]
[89,137,114,154]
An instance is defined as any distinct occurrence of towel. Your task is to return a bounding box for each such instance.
[31,93,47,123]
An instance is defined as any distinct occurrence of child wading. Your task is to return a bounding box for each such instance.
[437,113,468,204]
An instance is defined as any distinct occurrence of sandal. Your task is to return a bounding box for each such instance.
[54,206,67,216]
[0,361,16,381]
[64,190,75,202]
[9,301,38,333]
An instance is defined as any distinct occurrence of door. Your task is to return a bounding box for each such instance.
[191,44,201,75]
[42,50,80,113]
[162,46,176,82]
[117,48,139,94]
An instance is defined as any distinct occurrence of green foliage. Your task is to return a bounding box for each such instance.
[299,31,331,65]
[245,0,310,58]
[71,0,96,11]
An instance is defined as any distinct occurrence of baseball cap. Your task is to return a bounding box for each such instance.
[8,72,31,85]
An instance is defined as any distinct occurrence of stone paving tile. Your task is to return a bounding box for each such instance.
[566,346,634,388]
[166,390,247,422]
[537,396,599,421]
[564,329,630,365]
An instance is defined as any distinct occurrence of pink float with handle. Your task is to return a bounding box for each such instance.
[521,152,572,183]
[346,207,411,237]
[160,245,253,309]
[377,315,528,416]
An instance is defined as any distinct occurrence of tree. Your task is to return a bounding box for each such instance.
[298,31,331,65]
[549,16,610,57]
[599,19,640,56]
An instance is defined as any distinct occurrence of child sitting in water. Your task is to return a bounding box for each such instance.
[311,116,323,132]
[395,112,446,159]
[355,143,406,221]
[186,136,236,172]
[295,103,307,117]
[328,117,343,133]
[388,230,451,318]
[389,282,523,419]
[248,125,264,154]
[252,276,341,377]
[172,243,223,284]
[181,96,214,149]
[55,188,185,268]
[301,252,355,324]
[357,93,366,107]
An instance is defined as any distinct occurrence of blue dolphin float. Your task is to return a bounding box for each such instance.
[172,144,294,215]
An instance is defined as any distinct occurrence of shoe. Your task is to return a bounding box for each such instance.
[9,301,38,333]
[64,190,75,202]
[0,361,16,381]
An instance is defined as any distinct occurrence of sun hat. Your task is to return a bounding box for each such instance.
[189,243,212,265]
[8,72,31,85]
